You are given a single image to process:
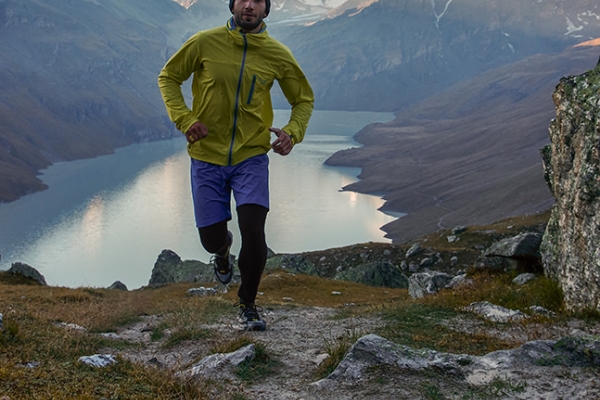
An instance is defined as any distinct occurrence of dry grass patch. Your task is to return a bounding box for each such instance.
[0,281,232,399]
[235,270,409,308]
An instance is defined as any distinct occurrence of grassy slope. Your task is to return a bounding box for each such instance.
[0,210,593,399]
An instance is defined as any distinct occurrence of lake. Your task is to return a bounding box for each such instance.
[0,110,399,289]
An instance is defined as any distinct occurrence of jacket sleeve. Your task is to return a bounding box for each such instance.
[278,59,314,145]
[157,33,202,134]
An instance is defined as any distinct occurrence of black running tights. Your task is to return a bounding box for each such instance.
[198,204,268,304]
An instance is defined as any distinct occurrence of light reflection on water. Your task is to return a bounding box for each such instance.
[0,110,400,289]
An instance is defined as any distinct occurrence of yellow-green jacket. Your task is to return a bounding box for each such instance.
[158,18,314,166]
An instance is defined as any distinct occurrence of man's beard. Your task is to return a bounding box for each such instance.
[234,15,263,32]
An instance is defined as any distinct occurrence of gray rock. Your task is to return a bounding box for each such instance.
[484,232,542,260]
[107,281,128,291]
[8,262,47,286]
[529,305,557,318]
[265,254,318,276]
[55,322,87,332]
[408,261,420,273]
[187,287,219,297]
[513,273,537,285]
[464,301,528,323]
[148,250,214,285]
[78,354,117,367]
[540,61,600,311]
[419,257,434,268]
[335,261,408,289]
[405,243,423,258]
[408,271,454,298]
[447,235,459,243]
[313,334,600,390]
[452,225,467,235]
[445,274,473,289]
[185,344,255,379]
[312,334,470,386]
[474,254,513,271]
[0,313,3,331]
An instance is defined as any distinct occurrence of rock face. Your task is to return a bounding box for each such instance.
[540,57,600,311]
[8,262,47,286]
[148,250,215,285]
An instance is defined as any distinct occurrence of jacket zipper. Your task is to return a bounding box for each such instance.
[229,32,248,166]
[247,75,256,104]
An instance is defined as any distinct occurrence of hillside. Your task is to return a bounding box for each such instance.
[2,0,600,251]
[326,43,600,243]
[2,211,600,398]
[285,0,600,111]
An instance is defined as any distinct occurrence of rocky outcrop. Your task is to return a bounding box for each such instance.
[540,57,600,311]
[313,334,600,398]
[483,232,543,272]
[8,262,47,286]
[148,250,216,285]
[334,261,409,289]
[408,271,454,299]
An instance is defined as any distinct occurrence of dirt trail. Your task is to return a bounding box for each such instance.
[110,303,600,399]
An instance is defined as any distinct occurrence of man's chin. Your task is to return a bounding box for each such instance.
[236,17,262,32]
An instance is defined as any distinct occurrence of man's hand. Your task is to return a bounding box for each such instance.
[185,121,209,143]
[270,127,293,156]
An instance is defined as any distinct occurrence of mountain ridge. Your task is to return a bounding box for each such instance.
[326,43,600,242]
[1,0,599,246]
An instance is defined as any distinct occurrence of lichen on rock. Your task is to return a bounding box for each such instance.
[540,56,600,311]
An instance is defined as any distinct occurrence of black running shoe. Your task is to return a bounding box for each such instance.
[236,302,267,331]
[212,231,234,284]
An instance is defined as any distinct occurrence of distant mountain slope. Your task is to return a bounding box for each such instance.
[284,0,600,111]
[0,0,186,202]
[1,0,599,207]
[325,44,600,242]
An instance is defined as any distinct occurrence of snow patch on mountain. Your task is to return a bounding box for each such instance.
[430,0,454,28]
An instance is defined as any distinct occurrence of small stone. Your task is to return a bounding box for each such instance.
[513,273,537,285]
[529,305,556,318]
[452,225,467,235]
[283,297,295,302]
[187,287,218,297]
[331,291,342,295]
[406,243,423,258]
[56,322,87,332]
[314,353,330,365]
[78,354,117,368]
[419,258,434,268]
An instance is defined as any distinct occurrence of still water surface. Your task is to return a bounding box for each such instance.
[0,110,398,289]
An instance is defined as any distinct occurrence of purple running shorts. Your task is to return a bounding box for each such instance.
[190,154,270,228]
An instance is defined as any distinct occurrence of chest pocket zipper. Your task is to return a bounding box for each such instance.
[247,75,257,104]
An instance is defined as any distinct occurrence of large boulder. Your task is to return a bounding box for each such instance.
[484,232,543,272]
[8,262,47,286]
[264,254,318,276]
[335,261,409,289]
[540,58,600,311]
[148,250,214,285]
[408,271,454,299]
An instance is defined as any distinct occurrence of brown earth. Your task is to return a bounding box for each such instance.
[326,44,600,244]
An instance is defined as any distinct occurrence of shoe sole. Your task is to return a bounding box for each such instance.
[215,253,234,284]
[214,232,234,284]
